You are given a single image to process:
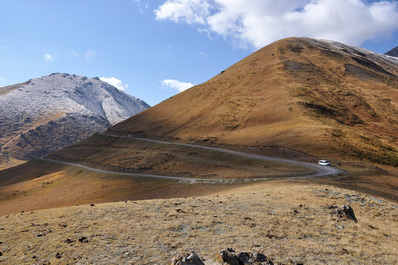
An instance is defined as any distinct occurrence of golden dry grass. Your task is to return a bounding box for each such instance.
[109,37,398,166]
[0,182,396,264]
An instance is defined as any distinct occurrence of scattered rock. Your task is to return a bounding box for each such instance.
[217,249,240,265]
[171,252,204,265]
[55,252,62,259]
[78,237,89,243]
[330,204,358,223]
[0,251,2,256]
[216,248,273,265]
[65,238,74,244]
[343,205,358,223]
[90,203,95,207]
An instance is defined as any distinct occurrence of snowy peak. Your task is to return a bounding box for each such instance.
[19,73,149,125]
[0,73,150,167]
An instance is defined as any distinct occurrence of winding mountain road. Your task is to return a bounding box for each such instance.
[43,132,343,184]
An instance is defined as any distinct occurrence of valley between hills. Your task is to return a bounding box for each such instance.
[0,37,398,264]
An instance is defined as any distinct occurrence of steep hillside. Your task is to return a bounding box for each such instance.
[0,73,149,168]
[110,37,398,166]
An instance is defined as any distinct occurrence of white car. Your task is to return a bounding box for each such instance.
[318,160,331,166]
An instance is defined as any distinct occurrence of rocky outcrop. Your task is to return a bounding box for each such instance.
[385,46,398,57]
[216,248,274,265]
[329,204,358,223]
[171,249,273,265]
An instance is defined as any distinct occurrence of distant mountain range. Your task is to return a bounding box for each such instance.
[385,46,398,57]
[0,73,149,168]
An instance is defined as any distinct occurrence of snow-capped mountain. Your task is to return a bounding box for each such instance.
[0,73,149,167]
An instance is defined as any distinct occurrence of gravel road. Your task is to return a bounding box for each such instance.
[42,133,343,183]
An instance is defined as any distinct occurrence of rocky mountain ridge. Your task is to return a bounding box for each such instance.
[0,73,149,167]
[385,46,398,57]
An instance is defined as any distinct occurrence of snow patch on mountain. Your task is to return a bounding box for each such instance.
[0,73,149,162]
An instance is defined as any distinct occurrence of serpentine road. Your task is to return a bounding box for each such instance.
[43,132,343,184]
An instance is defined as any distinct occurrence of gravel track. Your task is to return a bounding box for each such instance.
[42,133,343,183]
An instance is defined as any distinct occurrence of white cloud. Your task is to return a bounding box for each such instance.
[43,53,55,62]
[161,79,194,92]
[100,77,129,91]
[155,0,398,49]
[71,50,78,56]
[155,0,212,24]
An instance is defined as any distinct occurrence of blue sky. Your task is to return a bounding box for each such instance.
[1,0,397,106]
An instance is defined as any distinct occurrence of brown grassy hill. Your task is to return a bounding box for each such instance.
[1,38,398,214]
[111,37,398,166]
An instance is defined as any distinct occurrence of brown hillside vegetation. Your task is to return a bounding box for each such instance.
[111,37,398,166]
[0,37,398,214]
[0,183,397,264]
[0,37,398,264]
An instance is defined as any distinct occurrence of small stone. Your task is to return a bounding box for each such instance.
[78,237,89,243]
[55,252,62,259]
[65,238,74,243]
[171,252,204,265]
[90,203,95,207]
[216,249,274,265]
[217,249,240,265]
[343,205,358,223]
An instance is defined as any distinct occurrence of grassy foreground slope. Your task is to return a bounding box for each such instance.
[0,182,397,264]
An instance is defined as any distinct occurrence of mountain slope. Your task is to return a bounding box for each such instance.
[0,73,149,168]
[385,46,398,57]
[110,37,398,165]
[1,38,398,214]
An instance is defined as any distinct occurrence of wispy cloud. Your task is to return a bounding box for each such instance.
[43,53,56,62]
[71,51,78,56]
[155,0,398,49]
[84,49,96,62]
[197,51,207,56]
[100,77,129,91]
[134,0,149,14]
[161,79,194,92]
